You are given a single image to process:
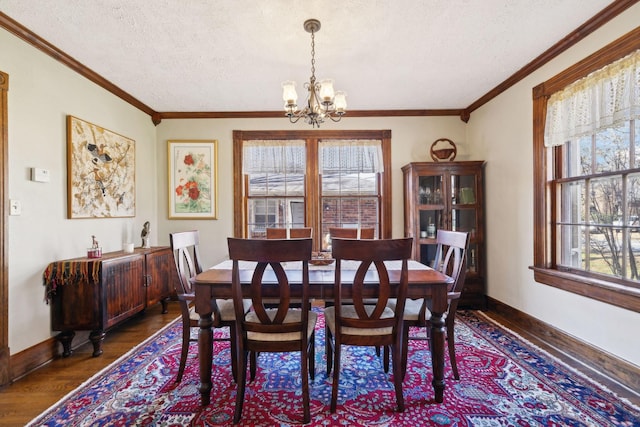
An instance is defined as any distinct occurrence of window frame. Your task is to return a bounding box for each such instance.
[532,27,640,313]
[233,130,392,251]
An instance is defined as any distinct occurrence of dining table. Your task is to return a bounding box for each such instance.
[193,259,453,406]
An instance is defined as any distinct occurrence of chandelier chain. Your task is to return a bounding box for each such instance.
[310,30,316,83]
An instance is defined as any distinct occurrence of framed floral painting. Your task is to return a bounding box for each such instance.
[67,115,135,218]
[167,140,218,219]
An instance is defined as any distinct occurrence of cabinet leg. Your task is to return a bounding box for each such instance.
[160,298,169,314]
[89,330,106,357]
[56,330,75,357]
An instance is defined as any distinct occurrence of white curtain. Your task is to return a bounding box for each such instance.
[243,140,306,174]
[319,139,383,173]
[544,49,640,147]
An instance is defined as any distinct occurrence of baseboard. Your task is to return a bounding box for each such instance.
[9,334,90,383]
[486,296,640,393]
[9,337,58,383]
[0,346,9,386]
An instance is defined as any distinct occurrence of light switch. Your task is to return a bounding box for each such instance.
[9,199,21,215]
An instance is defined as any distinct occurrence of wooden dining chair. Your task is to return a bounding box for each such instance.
[325,237,413,413]
[390,229,469,381]
[328,226,375,239]
[266,227,312,239]
[169,231,251,383]
[227,237,316,424]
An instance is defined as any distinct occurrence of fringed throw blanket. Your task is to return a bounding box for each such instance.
[43,259,101,303]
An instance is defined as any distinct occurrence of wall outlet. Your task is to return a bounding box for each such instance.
[9,199,21,215]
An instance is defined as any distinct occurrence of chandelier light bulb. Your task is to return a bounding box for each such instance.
[319,79,335,102]
[334,91,347,113]
[281,81,298,108]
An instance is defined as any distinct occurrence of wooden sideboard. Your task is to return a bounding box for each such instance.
[44,246,176,357]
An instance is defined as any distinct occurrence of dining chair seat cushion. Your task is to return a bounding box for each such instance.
[387,298,449,322]
[188,299,251,322]
[244,309,317,342]
[325,305,395,336]
[388,298,423,321]
[220,299,252,322]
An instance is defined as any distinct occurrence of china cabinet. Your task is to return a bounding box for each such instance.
[402,161,486,308]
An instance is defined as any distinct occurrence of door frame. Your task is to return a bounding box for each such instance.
[0,70,9,386]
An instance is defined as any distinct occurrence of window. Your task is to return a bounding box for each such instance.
[532,28,640,313]
[320,140,382,249]
[558,122,640,279]
[242,140,306,237]
[233,130,391,251]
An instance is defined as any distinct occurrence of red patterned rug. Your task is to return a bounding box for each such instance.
[27,310,640,426]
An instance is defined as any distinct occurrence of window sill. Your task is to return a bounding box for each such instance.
[530,267,640,313]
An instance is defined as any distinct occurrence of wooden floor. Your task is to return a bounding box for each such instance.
[0,302,638,426]
[0,301,182,426]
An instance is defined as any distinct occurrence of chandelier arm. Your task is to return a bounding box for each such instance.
[327,114,343,123]
[287,114,303,124]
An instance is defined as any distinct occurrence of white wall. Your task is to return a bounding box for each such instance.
[155,116,469,263]
[466,5,640,366]
[2,28,159,354]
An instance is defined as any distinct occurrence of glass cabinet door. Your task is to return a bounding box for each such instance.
[451,174,477,206]
[452,208,477,234]
[418,175,443,205]
[419,209,442,238]
[417,174,444,239]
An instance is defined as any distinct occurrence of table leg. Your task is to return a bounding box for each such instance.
[198,312,213,406]
[429,310,445,403]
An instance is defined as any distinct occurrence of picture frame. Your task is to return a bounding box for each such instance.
[167,140,218,219]
[67,115,136,218]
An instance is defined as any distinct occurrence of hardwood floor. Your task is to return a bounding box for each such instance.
[0,301,182,426]
[0,303,638,426]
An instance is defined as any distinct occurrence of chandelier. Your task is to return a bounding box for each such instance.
[282,19,347,128]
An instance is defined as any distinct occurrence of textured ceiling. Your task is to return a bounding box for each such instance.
[0,0,614,113]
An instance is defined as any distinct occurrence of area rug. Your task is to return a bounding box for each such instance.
[27,310,640,426]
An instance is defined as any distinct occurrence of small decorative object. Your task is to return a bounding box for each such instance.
[419,186,431,204]
[430,138,457,162]
[420,230,427,238]
[123,242,135,253]
[469,249,477,273]
[88,235,102,258]
[141,221,151,248]
[310,251,334,266]
[460,187,476,204]
[427,219,436,238]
